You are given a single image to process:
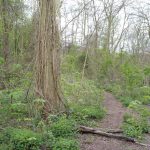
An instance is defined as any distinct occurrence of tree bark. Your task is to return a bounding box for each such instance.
[1,0,9,64]
[35,0,64,118]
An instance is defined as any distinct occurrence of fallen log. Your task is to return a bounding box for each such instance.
[82,127,123,134]
[80,126,135,142]
[79,126,150,148]
[97,127,123,134]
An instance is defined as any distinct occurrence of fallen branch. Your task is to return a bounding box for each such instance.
[79,126,150,148]
[97,127,123,134]
[80,126,135,142]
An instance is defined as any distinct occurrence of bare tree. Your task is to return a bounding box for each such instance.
[102,0,127,52]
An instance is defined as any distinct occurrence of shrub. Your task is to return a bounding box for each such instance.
[0,90,11,104]
[104,83,123,97]
[1,128,42,150]
[122,123,143,139]
[144,67,150,76]
[141,96,150,105]
[119,96,133,107]
[77,52,89,71]
[103,84,114,92]
[61,52,79,74]
[123,114,142,138]
[122,114,149,139]
[41,131,56,149]
[131,86,150,103]
[0,57,4,65]
[72,105,105,120]
[81,106,105,119]
[50,116,77,138]
[53,138,79,150]
[128,101,150,118]
[9,89,24,102]
[120,63,143,89]
[10,103,27,114]
[128,100,142,109]
[61,51,105,125]
[140,86,149,94]
[11,64,22,72]
[32,99,46,119]
[0,143,13,150]
[111,84,122,96]
[62,74,103,106]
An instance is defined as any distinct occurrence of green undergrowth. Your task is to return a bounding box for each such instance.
[0,115,80,150]
[61,51,106,126]
[49,115,77,138]
[122,112,150,139]
[0,128,42,150]
[104,68,150,139]
[0,51,106,150]
[107,84,150,139]
[106,84,150,139]
[53,137,79,150]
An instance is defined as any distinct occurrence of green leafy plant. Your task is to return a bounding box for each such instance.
[120,63,143,89]
[1,128,42,150]
[0,57,4,65]
[62,73,104,109]
[144,67,150,76]
[72,105,105,120]
[9,89,24,102]
[142,96,150,105]
[0,90,10,104]
[122,123,143,139]
[53,138,79,150]
[33,99,45,110]
[119,96,133,107]
[10,103,27,114]
[122,114,149,139]
[41,131,56,149]
[50,115,77,138]
[11,64,22,72]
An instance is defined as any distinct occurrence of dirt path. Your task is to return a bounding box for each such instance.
[80,92,149,150]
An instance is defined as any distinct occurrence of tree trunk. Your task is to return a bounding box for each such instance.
[1,0,9,64]
[35,0,64,118]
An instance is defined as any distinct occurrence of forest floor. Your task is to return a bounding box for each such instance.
[80,92,150,150]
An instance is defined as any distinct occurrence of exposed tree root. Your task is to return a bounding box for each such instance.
[79,126,150,148]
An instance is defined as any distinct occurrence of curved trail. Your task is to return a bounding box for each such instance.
[80,92,149,150]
